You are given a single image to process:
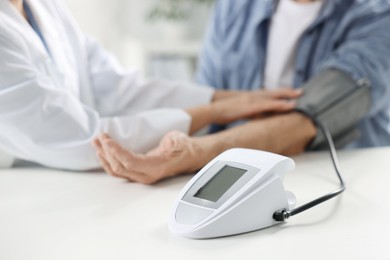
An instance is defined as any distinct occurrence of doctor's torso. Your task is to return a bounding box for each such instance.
[0,0,94,107]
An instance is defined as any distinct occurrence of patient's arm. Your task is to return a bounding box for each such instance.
[93,112,316,184]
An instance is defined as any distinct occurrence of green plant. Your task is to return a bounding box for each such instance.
[148,0,215,22]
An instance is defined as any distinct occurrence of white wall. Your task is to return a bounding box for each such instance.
[64,0,122,53]
[64,0,213,74]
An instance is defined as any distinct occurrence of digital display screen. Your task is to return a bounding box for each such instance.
[194,166,247,202]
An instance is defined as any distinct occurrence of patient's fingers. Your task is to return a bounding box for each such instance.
[109,152,166,184]
[103,140,135,169]
[94,132,192,184]
[97,151,119,178]
[93,134,163,184]
[97,152,139,182]
[98,135,126,176]
[121,168,161,185]
[101,138,170,184]
[108,142,166,173]
[93,137,123,178]
[93,137,118,175]
[93,138,104,156]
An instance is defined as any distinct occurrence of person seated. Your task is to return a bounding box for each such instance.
[197,0,390,149]
[94,0,390,184]
[0,0,298,170]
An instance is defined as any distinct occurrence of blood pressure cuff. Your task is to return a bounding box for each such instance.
[296,69,372,150]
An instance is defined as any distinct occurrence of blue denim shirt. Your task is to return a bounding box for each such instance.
[197,0,390,148]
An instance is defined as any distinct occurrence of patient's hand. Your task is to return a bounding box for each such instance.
[93,132,203,184]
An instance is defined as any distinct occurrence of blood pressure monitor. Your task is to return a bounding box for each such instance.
[169,69,361,239]
[169,148,296,239]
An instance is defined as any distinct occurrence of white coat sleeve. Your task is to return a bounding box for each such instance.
[0,33,211,171]
[85,36,215,117]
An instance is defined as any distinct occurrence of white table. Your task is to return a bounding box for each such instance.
[1,147,389,260]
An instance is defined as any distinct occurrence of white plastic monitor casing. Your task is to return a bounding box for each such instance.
[168,148,296,239]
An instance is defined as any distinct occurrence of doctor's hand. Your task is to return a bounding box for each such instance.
[212,88,301,102]
[93,132,205,185]
[187,88,302,134]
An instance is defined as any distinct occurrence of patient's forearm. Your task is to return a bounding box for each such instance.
[193,113,317,167]
[186,105,213,134]
[234,112,317,154]
[94,113,317,184]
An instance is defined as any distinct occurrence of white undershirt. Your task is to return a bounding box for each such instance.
[264,0,323,89]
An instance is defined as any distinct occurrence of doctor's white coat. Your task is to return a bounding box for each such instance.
[0,0,214,170]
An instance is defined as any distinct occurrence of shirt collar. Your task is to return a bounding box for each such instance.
[235,0,344,29]
[306,0,346,31]
[247,0,275,26]
[262,0,339,22]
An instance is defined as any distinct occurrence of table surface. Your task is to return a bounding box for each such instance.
[1,147,389,260]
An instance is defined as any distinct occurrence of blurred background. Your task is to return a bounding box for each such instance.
[64,0,215,82]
